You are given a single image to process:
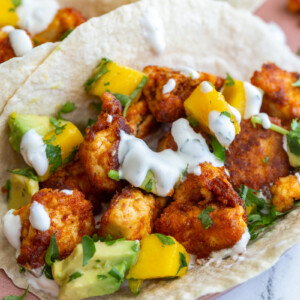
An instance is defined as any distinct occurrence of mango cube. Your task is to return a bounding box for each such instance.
[0,0,18,27]
[222,79,246,117]
[127,234,190,280]
[184,81,240,135]
[85,58,147,101]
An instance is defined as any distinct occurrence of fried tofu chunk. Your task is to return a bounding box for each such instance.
[33,8,86,44]
[155,201,247,259]
[271,175,300,212]
[126,100,158,139]
[79,92,132,192]
[174,163,244,207]
[251,63,300,120]
[225,118,290,190]
[99,187,157,240]
[288,0,300,12]
[0,29,15,63]
[15,189,95,270]
[142,66,224,123]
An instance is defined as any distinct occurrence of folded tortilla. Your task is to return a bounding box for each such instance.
[0,0,300,299]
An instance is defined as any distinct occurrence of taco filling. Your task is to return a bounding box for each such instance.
[2,56,300,299]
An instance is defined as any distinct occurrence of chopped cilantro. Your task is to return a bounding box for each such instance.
[9,0,22,11]
[19,266,26,274]
[176,252,188,275]
[251,115,289,135]
[108,267,123,282]
[50,117,67,135]
[63,146,78,165]
[111,93,130,106]
[198,206,215,229]
[82,235,96,266]
[210,135,225,163]
[8,167,39,181]
[182,164,189,177]
[45,232,61,266]
[91,102,102,112]
[262,156,269,164]
[57,101,77,119]
[87,118,96,127]
[292,78,300,87]
[97,275,107,280]
[187,116,198,127]
[220,111,231,118]
[42,264,53,280]
[45,139,62,174]
[108,170,120,181]
[59,29,73,41]
[92,234,126,246]
[287,119,300,155]
[239,185,265,208]
[4,287,28,300]
[68,272,83,282]
[104,82,110,86]
[225,73,235,86]
[84,58,111,92]
[154,233,175,245]
[5,179,11,202]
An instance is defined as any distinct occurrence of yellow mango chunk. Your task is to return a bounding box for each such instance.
[127,234,190,280]
[85,58,147,101]
[222,79,246,117]
[184,81,240,135]
[0,0,18,27]
[40,122,83,181]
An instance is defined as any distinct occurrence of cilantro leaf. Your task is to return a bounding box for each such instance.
[108,170,120,181]
[19,266,26,274]
[210,135,225,162]
[59,29,73,41]
[225,73,235,86]
[9,0,22,12]
[108,267,123,282]
[176,252,188,275]
[45,140,62,174]
[91,102,102,112]
[8,167,39,181]
[42,264,53,280]
[198,206,215,229]
[50,117,67,135]
[63,147,78,165]
[239,185,265,209]
[262,156,269,164]
[287,119,300,155]
[187,116,198,127]
[57,102,77,119]
[154,233,175,245]
[82,235,96,266]
[68,272,83,282]
[182,164,189,177]
[220,111,231,118]
[84,58,111,92]
[4,287,28,300]
[97,275,107,280]
[87,118,96,127]
[45,232,61,266]
[111,93,130,106]
[292,78,300,87]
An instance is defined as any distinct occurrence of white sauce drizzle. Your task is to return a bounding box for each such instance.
[2,210,21,250]
[61,189,73,195]
[20,129,48,176]
[295,173,300,183]
[140,8,165,55]
[208,111,235,147]
[29,201,50,232]
[200,81,213,93]
[118,118,223,196]
[192,165,202,176]
[26,273,59,297]
[228,104,241,124]
[107,114,113,123]
[243,82,263,119]
[162,78,176,94]
[2,25,15,34]
[174,67,200,79]
[16,0,59,35]
[9,29,33,57]
[256,113,271,129]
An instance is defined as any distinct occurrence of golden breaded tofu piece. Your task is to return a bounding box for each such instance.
[155,201,247,258]
[174,163,244,208]
[251,63,300,120]
[15,189,95,270]
[79,92,132,192]
[142,66,224,123]
[99,187,156,240]
[126,100,158,139]
[33,8,86,44]
[225,118,290,190]
[271,175,300,212]
[288,0,300,12]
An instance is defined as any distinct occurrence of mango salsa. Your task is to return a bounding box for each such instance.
[40,122,83,181]
[222,79,246,117]
[0,0,18,27]
[127,234,190,280]
[184,81,240,135]
[85,58,147,101]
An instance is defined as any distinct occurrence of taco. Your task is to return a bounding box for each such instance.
[1,0,300,299]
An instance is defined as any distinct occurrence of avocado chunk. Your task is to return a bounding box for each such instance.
[52,239,139,300]
[8,112,57,152]
[8,172,39,210]
[140,170,157,194]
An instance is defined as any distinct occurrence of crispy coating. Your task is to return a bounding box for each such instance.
[225,118,290,190]
[99,187,157,240]
[33,8,86,44]
[155,201,247,258]
[271,175,300,212]
[288,0,300,12]
[15,189,95,270]
[79,92,132,192]
[142,66,224,123]
[251,63,300,120]
[126,100,158,139]
[157,132,178,152]
[174,163,244,208]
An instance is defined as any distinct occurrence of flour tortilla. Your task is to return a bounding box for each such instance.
[0,0,300,299]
